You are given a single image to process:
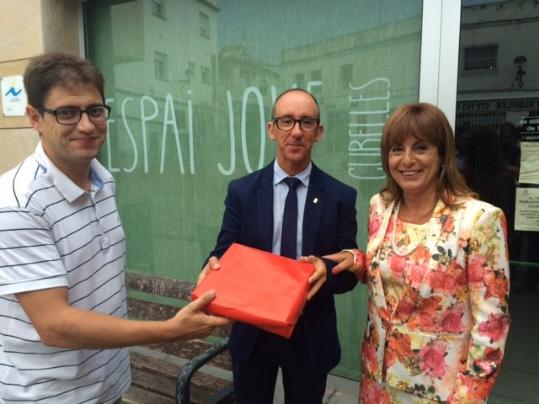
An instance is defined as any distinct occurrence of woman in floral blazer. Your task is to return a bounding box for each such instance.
[328,103,509,403]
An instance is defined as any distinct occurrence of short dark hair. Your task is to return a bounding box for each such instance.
[24,52,105,108]
[380,102,476,207]
[271,88,320,120]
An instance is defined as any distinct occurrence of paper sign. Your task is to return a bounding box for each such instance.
[515,187,539,231]
[519,117,539,185]
[1,75,27,117]
[519,142,539,185]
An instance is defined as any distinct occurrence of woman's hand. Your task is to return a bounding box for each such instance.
[324,249,367,280]
[324,251,354,274]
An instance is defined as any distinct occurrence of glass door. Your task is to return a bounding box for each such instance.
[456,1,539,402]
[85,0,424,377]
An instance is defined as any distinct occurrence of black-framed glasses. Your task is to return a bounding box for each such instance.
[39,105,111,125]
[273,116,320,132]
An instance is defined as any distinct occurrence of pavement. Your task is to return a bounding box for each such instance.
[273,370,358,404]
[126,346,359,403]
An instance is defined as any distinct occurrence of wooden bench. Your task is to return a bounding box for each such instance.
[125,272,233,403]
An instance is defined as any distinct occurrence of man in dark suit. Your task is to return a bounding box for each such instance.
[203,88,358,403]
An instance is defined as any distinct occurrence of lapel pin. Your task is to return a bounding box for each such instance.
[313,197,318,204]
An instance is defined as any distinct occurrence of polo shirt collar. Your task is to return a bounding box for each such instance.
[33,142,112,203]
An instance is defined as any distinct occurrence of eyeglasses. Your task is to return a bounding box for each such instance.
[273,116,320,132]
[39,105,111,125]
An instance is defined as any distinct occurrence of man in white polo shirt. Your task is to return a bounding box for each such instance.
[0,53,229,403]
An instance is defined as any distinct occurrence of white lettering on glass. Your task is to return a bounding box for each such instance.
[241,87,266,173]
[347,78,390,180]
[103,81,391,179]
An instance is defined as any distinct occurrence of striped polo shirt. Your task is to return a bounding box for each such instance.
[0,143,131,403]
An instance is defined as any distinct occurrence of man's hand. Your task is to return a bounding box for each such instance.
[16,286,230,349]
[197,256,220,286]
[300,255,327,300]
[169,290,231,340]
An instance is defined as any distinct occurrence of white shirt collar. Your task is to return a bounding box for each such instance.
[33,141,112,202]
[273,160,312,187]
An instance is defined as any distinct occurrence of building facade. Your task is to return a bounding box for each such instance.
[0,0,537,400]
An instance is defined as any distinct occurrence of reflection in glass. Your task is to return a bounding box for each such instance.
[86,0,423,378]
[456,2,539,401]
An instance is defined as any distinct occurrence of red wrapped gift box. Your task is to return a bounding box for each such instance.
[192,243,315,338]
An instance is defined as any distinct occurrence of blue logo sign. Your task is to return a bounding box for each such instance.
[5,87,22,97]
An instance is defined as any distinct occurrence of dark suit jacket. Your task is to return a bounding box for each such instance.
[208,161,358,374]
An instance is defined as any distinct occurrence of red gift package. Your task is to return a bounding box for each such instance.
[192,243,315,338]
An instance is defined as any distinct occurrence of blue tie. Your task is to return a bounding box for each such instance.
[280,177,301,259]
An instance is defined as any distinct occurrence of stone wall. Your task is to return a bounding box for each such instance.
[0,0,82,174]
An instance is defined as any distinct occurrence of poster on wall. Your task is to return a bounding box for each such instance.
[1,75,27,117]
[515,187,539,231]
[515,117,539,231]
[518,116,539,185]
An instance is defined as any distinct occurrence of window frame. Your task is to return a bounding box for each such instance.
[201,65,211,84]
[151,0,166,20]
[462,44,498,72]
[199,11,210,39]
[154,51,169,81]
[419,0,461,128]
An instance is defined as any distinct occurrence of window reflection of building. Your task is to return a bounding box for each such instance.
[463,45,497,71]
[456,1,539,132]
[199,11,210,39]
[99,0,221,184]
[151,0,166,19]
[108,0,219,102]
[340,64,353,90]
[154,51,168,80]
[82,0,424,382]
[217,44,279,94]
[279,16,420,107]
[456,0,539,271]
[293,72,305,88]
[216,44,279,155]
[456,6,539,401]
[201,66,211,84]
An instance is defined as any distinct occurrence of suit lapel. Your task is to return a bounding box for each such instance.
[367,197,395,316]
[257,163,274,252]
[302,164,324,256]
[367,198,395,259]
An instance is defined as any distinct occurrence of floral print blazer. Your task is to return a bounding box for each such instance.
[358,194,510,403]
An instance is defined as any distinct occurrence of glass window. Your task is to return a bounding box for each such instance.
[154,51,168,80]
[309,69,322,82]
[309,69,322,96]
[187,62,196,79]
[463,45,497,71]
[293,72,305,88]
[457,2,539,401]
[201,65,211,84]
[151,0,165,19]
[86,0,423,378]
[199,11,210,39]
[340,63,353,89]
